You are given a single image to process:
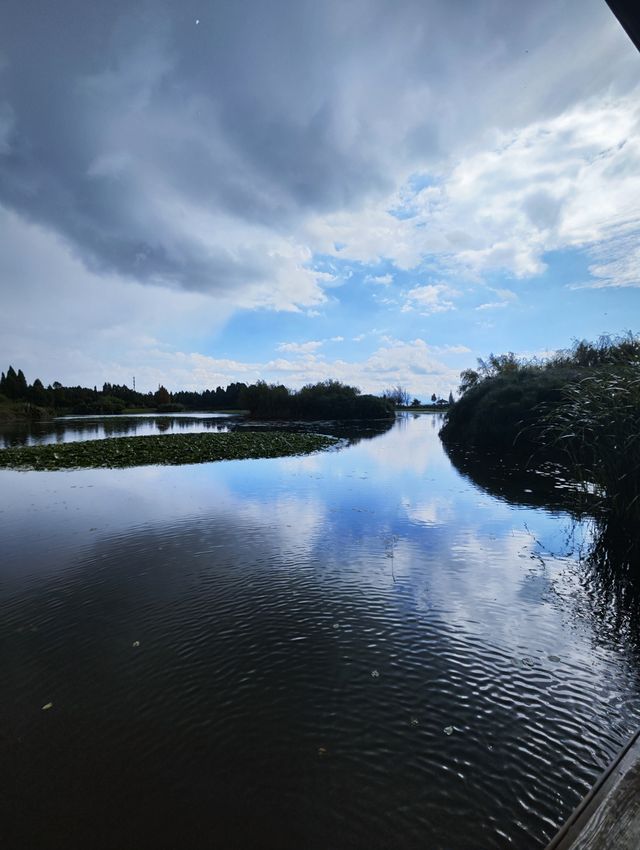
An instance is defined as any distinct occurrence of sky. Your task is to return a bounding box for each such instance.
[0,0,639,399]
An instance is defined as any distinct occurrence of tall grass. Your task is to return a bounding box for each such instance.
[542,362,640,566]
[543,365,640,516]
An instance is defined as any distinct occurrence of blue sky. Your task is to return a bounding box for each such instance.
[0,0,639,398]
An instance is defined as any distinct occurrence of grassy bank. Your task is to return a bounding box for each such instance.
[0,398,52,423]
[0,431,338,471]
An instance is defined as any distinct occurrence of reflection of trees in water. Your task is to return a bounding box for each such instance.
[0,415,238,447]
[442,441,583,514]
[443,439,640,640]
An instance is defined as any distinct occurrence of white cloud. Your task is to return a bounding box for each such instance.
[365,273,394,285]
[433,344,472,354]
[581,232,640,288]
[263,337,460,398]
[475,301,510,311]
[403,283,458,314]
[308,92,640,290]
[277,335,345,354]
[277,340,324,354]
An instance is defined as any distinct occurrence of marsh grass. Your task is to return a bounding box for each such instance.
[0,431,338,471]
[542,365,640,519]
[541,364,640,564]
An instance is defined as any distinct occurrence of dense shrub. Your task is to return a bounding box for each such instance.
[240,380,395,420]
[440,367,578,456]
[72,395,127,415]
[441,334,640,460]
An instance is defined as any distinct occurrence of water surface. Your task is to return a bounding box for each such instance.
[0,412,236,448]
[1,413,639,849]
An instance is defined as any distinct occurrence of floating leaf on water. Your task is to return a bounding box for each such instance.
[444,726,454,736]
[317,746,328,757]
[41,702,53,711]
[132,640,140,648]
[521,656,535,668]
[410,717,419,727]
[370,669,380,679]
[548,655,561,663]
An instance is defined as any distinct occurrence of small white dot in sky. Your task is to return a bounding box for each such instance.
[195,19,200,25]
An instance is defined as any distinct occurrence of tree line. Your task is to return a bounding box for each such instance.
[0,366,251,415]
[0,367,394,419]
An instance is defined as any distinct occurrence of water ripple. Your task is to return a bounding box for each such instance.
[2,415,640,849]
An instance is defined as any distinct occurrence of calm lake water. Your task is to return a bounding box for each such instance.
[0,412,236,448]
[1,412,639,849]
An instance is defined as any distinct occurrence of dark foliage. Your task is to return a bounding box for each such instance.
[441,366,580,456]
[241,380,395,420]
[441,334,640,460]
[0,368,394,422]
[0,367,251,417]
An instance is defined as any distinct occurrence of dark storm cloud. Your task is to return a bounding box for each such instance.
[0,0,635,295]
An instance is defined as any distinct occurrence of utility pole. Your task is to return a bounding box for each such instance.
[133,376,136,391]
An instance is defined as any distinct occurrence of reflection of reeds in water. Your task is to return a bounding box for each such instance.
[571,513,640,647]
[543,363,640,568]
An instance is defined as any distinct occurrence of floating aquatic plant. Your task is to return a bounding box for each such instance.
[0,431,338,471]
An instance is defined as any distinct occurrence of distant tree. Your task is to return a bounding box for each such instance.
[16,369,28,396]
[448,391,454,405]
[154,385,171,406]
[410,398,421,407]
[431,393,437,403]
[241,380,392,420]
[383,385,410,406]
[28,378,49,406]
[3,366,20,399]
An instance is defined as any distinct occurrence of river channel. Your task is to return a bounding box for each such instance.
[1,412,639,849]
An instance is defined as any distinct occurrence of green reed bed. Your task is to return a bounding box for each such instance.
[0,431,338,471]
[543,364,640,525]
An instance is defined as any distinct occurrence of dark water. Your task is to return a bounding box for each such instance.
[1,413,640,849]
[0,412,236,448]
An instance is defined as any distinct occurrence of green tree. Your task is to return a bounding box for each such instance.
[28,378,49,406]
[154,385,171,406]
[458,369,480,395]
[3,366,21,399]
